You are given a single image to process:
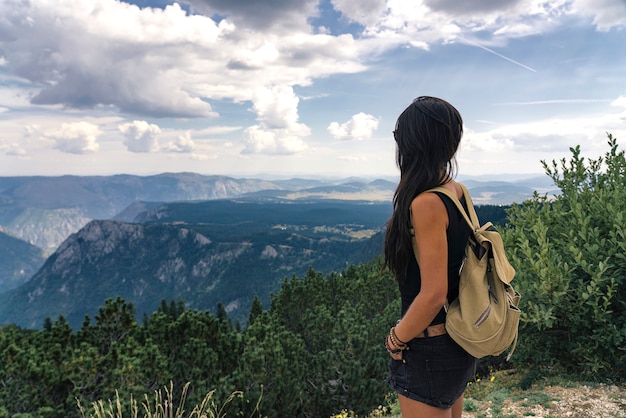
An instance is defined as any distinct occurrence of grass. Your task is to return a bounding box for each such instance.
[77,382,260,418]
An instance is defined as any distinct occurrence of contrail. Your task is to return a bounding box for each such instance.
[459,37,537,73]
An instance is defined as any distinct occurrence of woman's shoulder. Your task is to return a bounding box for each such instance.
[410,191,448,223]
[411,181,466,225]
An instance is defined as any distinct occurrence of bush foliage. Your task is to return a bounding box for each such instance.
[503,133,626,379]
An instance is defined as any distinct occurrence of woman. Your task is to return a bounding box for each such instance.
[384,96,477,417]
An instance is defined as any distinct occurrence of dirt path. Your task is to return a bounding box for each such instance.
[462,384,626,418]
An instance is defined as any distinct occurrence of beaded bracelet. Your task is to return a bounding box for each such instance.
[392,326,408,344]
[388,326,408,351]
[384,336,402,355]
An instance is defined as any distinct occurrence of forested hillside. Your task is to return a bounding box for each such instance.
[0,260,398,417]
[0,199,390,329]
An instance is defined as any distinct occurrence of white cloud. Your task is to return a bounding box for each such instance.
[0,85,35,110]
[46,121,101,154]
[611,95,626,108]
[184,0,319,31]
[0,0,372,121]
[328,112,380,140]
[0,1,223,117]
[228,41,280,70]
[119,120,161,153]
[462,100,626,155]
[4,144,27,156]
[241,85,310,154]
[367,0,625,49]
[462,129,516,152]
[572,0,626,31]
[251,85,302,129]
[366,0,447,46]
[242,126,308,154]
[331,0,387,26]
[166,132,196,153]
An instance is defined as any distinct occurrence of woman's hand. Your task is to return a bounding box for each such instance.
[386,335,403,361]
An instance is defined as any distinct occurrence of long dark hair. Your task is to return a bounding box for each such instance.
[383,96,464,283]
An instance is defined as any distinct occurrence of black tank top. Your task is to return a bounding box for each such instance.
[398,192,471,324]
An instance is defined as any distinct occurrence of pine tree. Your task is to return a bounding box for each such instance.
[248,295,263,326]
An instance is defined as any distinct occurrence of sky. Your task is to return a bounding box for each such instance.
[0,0,625,180]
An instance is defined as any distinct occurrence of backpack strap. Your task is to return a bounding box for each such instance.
[429,184,515,285]
[425,183,479,231]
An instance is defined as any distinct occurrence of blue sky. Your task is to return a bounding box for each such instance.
[0,0,624,179]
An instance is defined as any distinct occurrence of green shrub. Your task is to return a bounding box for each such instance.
[503,133,626,380]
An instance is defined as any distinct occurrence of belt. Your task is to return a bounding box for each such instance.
[416,323,447,338]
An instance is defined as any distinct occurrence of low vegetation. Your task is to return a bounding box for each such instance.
[502,133,626,379]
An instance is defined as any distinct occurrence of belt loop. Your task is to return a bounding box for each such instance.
[423,327,429,338]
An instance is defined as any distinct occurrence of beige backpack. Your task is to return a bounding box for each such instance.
[423,184,521,359]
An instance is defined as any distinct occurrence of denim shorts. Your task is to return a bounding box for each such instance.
[386,333,477,409]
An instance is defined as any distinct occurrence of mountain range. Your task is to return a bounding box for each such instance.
[0,198,389,328]
[0,172,555,251]
[0,172,555,328]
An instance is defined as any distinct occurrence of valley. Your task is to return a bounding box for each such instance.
[0,173,543,328]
